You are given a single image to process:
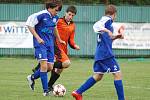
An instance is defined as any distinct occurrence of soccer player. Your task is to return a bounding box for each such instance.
[26,0,65,96]
[32,5,80,91]
[72,4,125,100]
[48,5,80,90]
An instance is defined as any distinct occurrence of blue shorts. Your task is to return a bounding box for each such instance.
[34,45,54,63]
[93,57,120,74]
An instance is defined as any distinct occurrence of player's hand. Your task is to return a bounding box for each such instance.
[37,37,44,44]
[59,39,66,45]
[118,25,125,34]
[117,25,125,39]
[74,45,80,50]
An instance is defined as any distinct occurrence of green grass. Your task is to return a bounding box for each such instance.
[0,57,150,100]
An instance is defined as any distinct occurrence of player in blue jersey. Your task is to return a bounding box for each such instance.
[26,0,65,96]
[72,4,125,100]
[32,6,80,92]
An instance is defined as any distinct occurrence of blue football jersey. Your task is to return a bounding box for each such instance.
[26,10,59,47]
[93,16,114,61]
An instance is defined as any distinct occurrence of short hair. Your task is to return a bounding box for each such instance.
[66,6,77,15]
[105,4,117,15]
[45,0,62,11]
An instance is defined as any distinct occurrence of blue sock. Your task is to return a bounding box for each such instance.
[32,68,40,79]
[76,76,96,94]
[114,80,125,100]
[40,72,48,92]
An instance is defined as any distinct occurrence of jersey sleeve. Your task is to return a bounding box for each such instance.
[93,17,112,33]
[26,13,39,28]
[93,20,105,33]
[68,26,76,49]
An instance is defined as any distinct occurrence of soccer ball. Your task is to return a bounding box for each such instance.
[52,84,66,97]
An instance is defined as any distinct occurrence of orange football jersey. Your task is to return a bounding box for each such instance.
[56,17,77,54]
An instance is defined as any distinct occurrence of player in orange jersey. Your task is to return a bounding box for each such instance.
[32,5,80,91]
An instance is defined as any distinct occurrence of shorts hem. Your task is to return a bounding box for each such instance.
[94,70,120,74]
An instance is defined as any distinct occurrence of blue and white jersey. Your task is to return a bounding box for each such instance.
[26,10,59,47]
[93,16,114,61]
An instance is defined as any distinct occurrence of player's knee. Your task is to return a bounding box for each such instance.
[113,72,122,80]
[40,61,47,71]
[62,60,71,68]
[47,63,53,71]
[93,73,103,81]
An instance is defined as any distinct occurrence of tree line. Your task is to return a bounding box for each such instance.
[0,0,150,5]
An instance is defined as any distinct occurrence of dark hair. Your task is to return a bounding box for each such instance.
[105,4,117,15]
[45,0,62,11]
[66,5,77,15]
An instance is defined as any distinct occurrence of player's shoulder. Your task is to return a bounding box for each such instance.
[100,16,112,23]
[36,10,59,19]
[94,16,112,25]
[57,18,64,25]
[33,10,47,16]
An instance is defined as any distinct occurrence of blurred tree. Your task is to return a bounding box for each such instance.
[0,0,149,5]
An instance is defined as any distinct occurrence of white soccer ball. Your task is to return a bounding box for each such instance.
[53,84,66,97]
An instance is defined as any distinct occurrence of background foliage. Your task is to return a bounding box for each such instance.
[0,0,150,5]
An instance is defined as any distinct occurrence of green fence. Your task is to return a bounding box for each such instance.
[0,4,150,57]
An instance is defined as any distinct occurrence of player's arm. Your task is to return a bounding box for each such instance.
[26,14,44,44]
[101,28,113,38]
[28,26,44,44]
[54,27,66,45]
[112,34,124,40]
[68,29,80,50]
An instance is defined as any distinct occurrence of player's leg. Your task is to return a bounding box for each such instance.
[33,47,49,95]
[108,58,125,100]
[48,50,70,90]
[75,73,103,93]
[39,60,49,95]
[72,74,103,100]
[27,47,45,91]
[113,72,125,100]
[29,49,55,92]
[72,61,104,100]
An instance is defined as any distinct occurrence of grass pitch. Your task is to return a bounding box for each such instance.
[0,57,150,100]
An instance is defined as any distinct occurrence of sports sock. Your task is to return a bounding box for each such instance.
[40,72,48,92]
[48,70,60,89]
[114,80,125,100]
[32,68,40,79]
[76,76,96,94]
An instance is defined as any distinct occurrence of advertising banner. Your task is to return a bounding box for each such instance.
[113,23,150,49]
[0,22,33,48]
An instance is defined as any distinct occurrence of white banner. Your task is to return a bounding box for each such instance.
[112,23,150,49]
[0,22,33,48]
[0,22,150,49]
